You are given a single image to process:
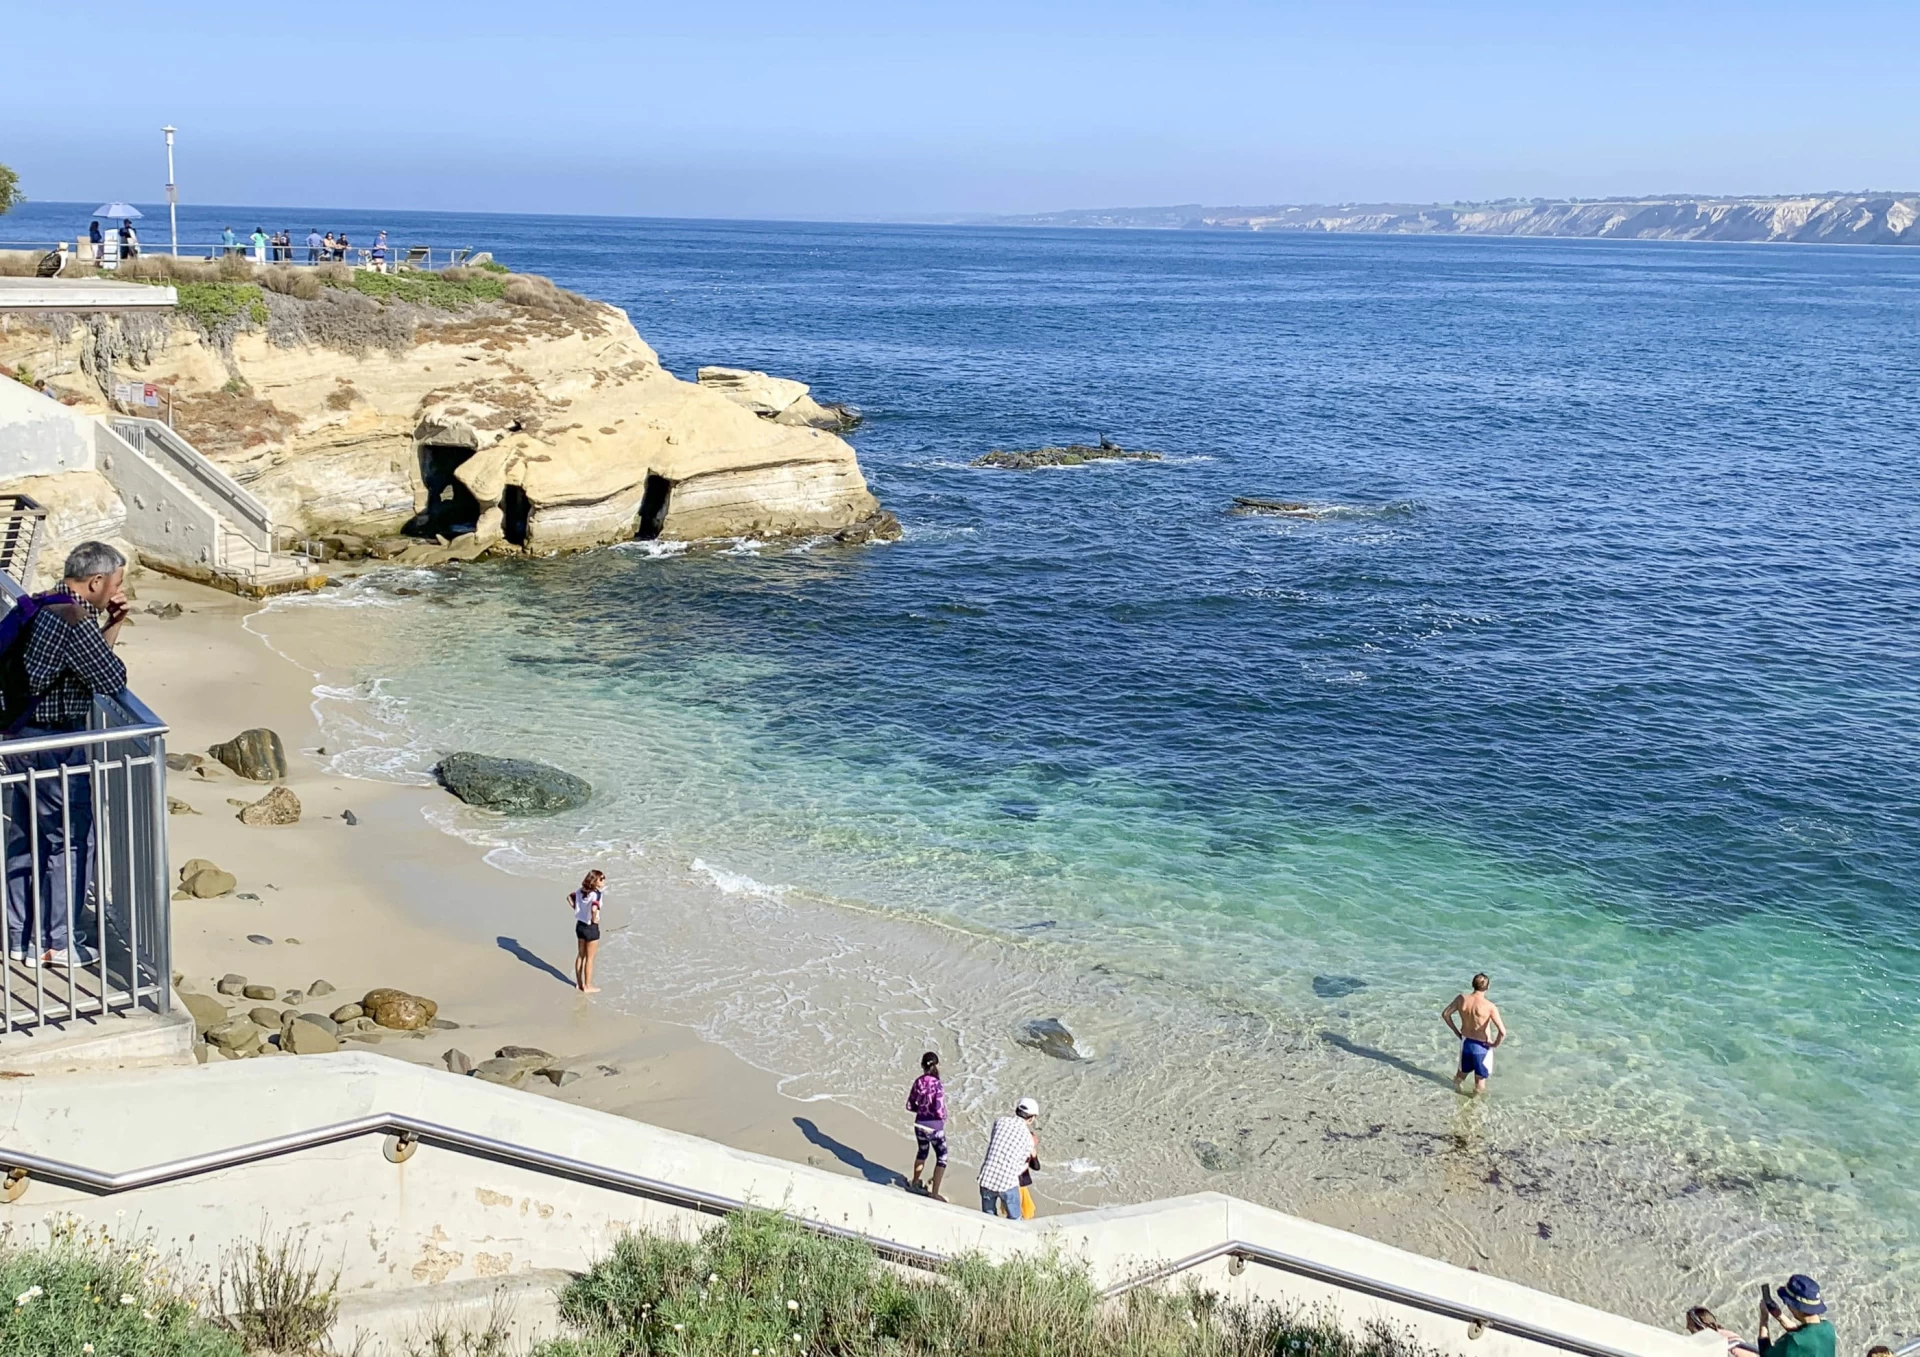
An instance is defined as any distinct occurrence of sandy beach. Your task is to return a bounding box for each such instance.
[138,572,910,1192]
[124,563,1897,1338]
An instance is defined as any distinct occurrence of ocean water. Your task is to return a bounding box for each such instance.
[194,212,1920,1327]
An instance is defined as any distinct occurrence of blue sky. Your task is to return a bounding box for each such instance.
[3,0,1916,219]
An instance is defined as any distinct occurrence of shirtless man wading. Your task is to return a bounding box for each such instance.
[1442,973,1506,1097]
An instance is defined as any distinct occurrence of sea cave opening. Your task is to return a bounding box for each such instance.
[501,485,531,547]
[636,474,673,541]
[411,444,481,538]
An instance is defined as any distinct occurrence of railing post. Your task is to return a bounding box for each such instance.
[147,730,167,1012]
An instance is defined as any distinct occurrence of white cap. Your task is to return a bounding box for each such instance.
[1015,1096,1040,1117]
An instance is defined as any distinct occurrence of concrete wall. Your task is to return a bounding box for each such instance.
[0,376,96,479]
[0,1054,1711,1357]
[92,422,220,572]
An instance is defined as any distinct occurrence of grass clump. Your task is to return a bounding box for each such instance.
[0,1218,240,1357]
[539,1210,1435,1357]
[216,1231,339,1354]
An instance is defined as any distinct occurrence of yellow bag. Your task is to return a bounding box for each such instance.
[1018,1182,1036,1219]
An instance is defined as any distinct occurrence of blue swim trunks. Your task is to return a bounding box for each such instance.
[1459,1040,1491,1080]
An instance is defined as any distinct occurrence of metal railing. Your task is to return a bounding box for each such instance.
[0,564,171,1038]
[2,239,485,272]
[108,417,274,552]
[0,1103,1665,1357]
[0,495,46,587]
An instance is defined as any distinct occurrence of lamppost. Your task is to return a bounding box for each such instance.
[162,125,178,257]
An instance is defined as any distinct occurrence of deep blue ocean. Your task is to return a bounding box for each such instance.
[14,200,1918,1316]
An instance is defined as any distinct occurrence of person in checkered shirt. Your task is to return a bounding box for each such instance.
[977,1096,1040,1217]
[4,542,130,970]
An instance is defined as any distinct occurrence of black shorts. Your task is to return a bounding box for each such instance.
[575,920,600,942]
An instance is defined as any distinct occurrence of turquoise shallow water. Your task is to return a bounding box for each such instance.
[217,211,1920,1328]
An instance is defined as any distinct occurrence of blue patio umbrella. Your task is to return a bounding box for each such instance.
[93,202,143,219]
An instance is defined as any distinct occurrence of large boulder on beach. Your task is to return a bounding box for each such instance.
[362,987,437,1030]
[175,859,236,899]
[179,990,228,1036]
[237,786,301,826]
[434,753,591,815]
[209,729,289,782]
[281,1016,341,1055]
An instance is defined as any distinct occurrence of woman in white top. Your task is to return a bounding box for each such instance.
[569,869,605,993]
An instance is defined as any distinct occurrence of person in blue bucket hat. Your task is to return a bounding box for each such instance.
[1757,1275,1832,1357]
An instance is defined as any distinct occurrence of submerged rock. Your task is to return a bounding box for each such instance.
[972,444,1163,470]
[1311,975,1368,1000]
[435,752,591,815]
[1229,497,1316,518]
[832,510,903,546]
[1015,1017,1086,1062]
[209,728,289,782]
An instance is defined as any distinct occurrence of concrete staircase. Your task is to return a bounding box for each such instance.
[101,416,323,596]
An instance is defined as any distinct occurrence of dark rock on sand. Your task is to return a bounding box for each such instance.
[242,983,276,1001]
[973,443,1163,470]
[1312,975,1368,1000]
[167,797,198,816]
[434,752,591,815]
[209,728,289,782]
[496,1045,552,1061]
[216,973,247,996]
[1015,1017,1085,1061]
[341,809,359,826]
[444,1048,474,1075]
[308,979,336,998]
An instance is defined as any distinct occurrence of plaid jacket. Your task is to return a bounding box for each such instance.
[977,1115,1036,1193]
[23,600,126,731]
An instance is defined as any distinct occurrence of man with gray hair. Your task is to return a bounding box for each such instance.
[2,542,130,969]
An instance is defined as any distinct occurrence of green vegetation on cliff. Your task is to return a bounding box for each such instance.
[0,163,21,217]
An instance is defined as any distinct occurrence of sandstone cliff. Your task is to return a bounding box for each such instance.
[996,194,1920,246]
[0,260,890,557]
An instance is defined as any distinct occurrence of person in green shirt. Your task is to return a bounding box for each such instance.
[1758,1275,1834,1357]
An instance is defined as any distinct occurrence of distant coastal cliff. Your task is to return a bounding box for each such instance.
[993,194,1920,245]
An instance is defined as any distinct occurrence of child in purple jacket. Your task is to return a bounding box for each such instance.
[907,1050,948,1201]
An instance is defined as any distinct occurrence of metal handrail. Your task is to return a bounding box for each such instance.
[107,417,273,539]
[1103,1241,1649,1357]
[0,1112,950,1275]
[0,1108,1675,1357]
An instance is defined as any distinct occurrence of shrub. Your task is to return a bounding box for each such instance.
[216,1231,339,1354]
[540,1210,1437,1357]
[0,1218,240,1357]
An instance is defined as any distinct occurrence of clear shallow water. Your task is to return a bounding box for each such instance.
[220,212,1920,1324]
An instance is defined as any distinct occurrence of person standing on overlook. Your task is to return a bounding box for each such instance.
[305,228,323,264]
[1,542,131,969]
[1442,972,1506,1096]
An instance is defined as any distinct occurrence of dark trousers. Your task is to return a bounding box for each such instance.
[4,737,94,956]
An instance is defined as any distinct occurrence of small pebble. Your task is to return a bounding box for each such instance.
[236,892,260,901]
[285,938,302,945]
[246,934,273,945]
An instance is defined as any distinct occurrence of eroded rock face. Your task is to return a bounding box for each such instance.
[0,293,883,554]
[435,752,590,815]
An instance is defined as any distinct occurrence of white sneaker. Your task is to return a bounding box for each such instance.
[6,948,26,965]
[41,948,69,969]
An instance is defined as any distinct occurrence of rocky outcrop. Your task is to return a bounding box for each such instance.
[0,274,886,555]
[696,367,860,431]
[435,752,591,815]
[973,444,1162,470]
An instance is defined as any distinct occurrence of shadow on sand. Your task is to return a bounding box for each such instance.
[793,1117,907,1187]
[1318,1031,1454,1090]
[497,935,574,988]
